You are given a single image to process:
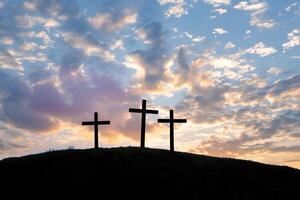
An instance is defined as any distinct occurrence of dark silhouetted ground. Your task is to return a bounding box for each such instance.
[0,147,299,199]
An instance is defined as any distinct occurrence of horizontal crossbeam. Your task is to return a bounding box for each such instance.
[158,119,187,123]
[129,108,142,113]
[173,119,187,123]
[157,119,170,123]
[129,108,158,114]
[82,121,110,125]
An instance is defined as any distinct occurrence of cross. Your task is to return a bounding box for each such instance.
[157,109,187,152]
[129,99,159,148]
[82,112,110,149]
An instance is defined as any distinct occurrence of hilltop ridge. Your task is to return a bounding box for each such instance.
[0,147,299,199]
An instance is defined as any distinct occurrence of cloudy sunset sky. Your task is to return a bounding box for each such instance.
[0,0,300,168]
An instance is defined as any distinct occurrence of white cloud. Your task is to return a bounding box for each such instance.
[172,27,178,32]
[233,1,266,11]
[23,1,37,11]
[185,31,193,39]
[203,0,231,7]
[16,15,45,28]
[285,3,297,12]
[44,18,60,28]
[233,1,276,29]
[213,8,227,15]
[224,41,236,49]
[0,50,23,71]
[22,53,47,63]
[111,39,124,50]
[192,36,205,43]
[16,15,59,29]
[88,12,137,32]
[246,42,277,57]
[282,29,300,52]
[20,42,38,51]
[180,31,205,43]
[165,3,187,17]
[158,0,191,18]
[62,32,115,62]
[250,15,276,29]
[290,55,300,59]
[267,66,282,75]
[210,57,240,69]
[213,27,228,35]
[35,31,53,49]
[158,0,183,4]
[0,37,14,45]
[0,1,4,9]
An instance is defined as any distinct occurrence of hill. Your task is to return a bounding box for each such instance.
[0,147,299,199]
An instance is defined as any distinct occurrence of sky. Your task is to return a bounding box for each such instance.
[0,0,300,169]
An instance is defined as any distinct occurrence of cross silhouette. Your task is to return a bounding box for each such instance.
[82,112,110,148]
[129,99,159,148]
[157,109,187,152]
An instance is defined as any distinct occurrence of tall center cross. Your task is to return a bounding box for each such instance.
[158,109,187,152]
[129,99,159,148]
[82,112,110,148]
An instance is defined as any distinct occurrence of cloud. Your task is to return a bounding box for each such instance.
[0,67,143,142]
[0,1,4,9]
[234,1,276,29]
[158,0,192,18]
[0,37,14,45]
[285,2,300,15]
[15,15,59,29]
[224,41,235,49]
[233,1,266,11]
[88,11,137,32]
[187,74,300,158]
[59,48,85,75]
[250,15,276,29]
[0,71,57,132]
[190,134,300,158]
[192,36,205,43]
[0,50,23,71]
[174,47,191,85]
[20,42,38,51]
[23,1,37,11]
[285,3,297,12]
[0,139,25,151]
[212,27,227,35]
[62,32,115,61]
[290,55,300,59]
[246,42,277,57]
[213,8,227,15]
[282,29,300,51]
[135,22,164,45]
[203,0,231,7]
[111,39,124,50]
[267,66,282,75]
[125,22,171,92]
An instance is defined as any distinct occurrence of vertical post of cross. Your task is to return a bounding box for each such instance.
[141,100,146,148]
[158,109,187,152]
[82,112,110,149]
[94,112,99,148]
[170,110,174,152]
[129,99,159,148]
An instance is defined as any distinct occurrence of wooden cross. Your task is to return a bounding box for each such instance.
[157,109,187,152]
[129,99,159,148]
[82,112,110,148]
